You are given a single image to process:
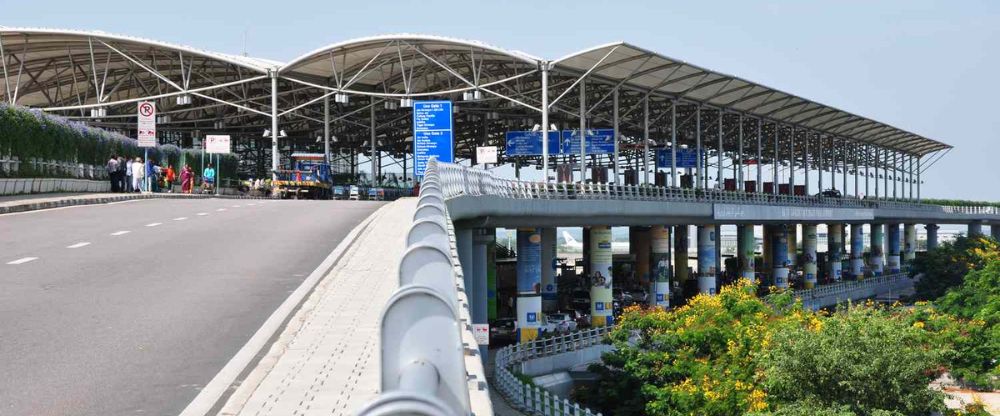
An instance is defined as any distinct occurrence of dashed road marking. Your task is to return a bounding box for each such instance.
[66,242,91,249]
[111,231,131,236]
[197,212,209,216]
[173,217,188,221]
[146,222,162,227]
[7,257,38,265]
[232,205,241,208]
[216,208,227,212]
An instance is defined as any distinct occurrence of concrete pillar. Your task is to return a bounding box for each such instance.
[487,230,498,321]
[540,228,558,312]
[650,225,671,309]
[762,225,773,281]
[737,224,756,282]
[870,224,884,276]
[673,225,690,288]
[802,224,818,289]
[589,226,614,326]
[631,227,651,291]
[456,227,474,298]
[925,224,939,251]
[472,228,492,361]
[787,224,798,269]
[886,223,901,273]
[992,224,1000,242]
[771,224,790,289]
[715,225,723,280]
[849,224,865,279]
[515,228,542,343]
[969,222,983,237]
[697,225,718,294]
[828,223,844,282]
[903,224,917,263]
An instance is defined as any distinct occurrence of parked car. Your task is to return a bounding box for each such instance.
[349,185,361,200]
[817,188,842,198]
[490,318,517,346]
[542,312,578,334]
[568,309,590,329]
[627,289,648,304]
[613,288,635,306]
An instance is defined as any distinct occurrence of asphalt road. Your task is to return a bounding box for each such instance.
[0,198,384,416]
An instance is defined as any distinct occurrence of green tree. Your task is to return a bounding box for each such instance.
[911,236,999,301]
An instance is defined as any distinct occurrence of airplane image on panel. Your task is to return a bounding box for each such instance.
[562,231,630,254]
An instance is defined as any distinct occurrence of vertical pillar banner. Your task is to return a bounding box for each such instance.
[771,224,790,289]
[787,225,798,268]
[850,224,865,279]
[650,225,671,309]
[674,226,689,285]
[870,224,884,276]
[887,224,901,273]
[540,228,558,312]
[903,224,916,262]
[802,224,818,289]
[590,226,614,327]
[828,224,843,282]
[737,224,756,282]
[516,228,542,343]
[697,225,717,294]
[926,224,939,251]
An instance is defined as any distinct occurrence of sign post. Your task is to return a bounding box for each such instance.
[476,146,497,167]
[412,101,453,179]
[137,101,156,192]
[205,135,231,195]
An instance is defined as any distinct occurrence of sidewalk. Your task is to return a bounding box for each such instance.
[0,192,270,215]
[218,198,413,416]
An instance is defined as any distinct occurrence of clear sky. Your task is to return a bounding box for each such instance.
[3,0,997,200]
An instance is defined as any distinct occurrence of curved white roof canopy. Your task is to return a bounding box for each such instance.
[551,42,948,156]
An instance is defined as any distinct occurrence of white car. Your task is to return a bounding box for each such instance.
[541,312,578,334]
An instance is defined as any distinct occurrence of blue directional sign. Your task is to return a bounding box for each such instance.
[656,148,701,169]
[559,129,616,155]
[413,100,453,178]
[504,131,560,156]
[505,128,616,156]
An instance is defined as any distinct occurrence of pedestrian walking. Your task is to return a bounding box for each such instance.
[202,163,216,194]
[106,155,120,192]
[165,165,176,192]
[117,155,128,192]
[125,156,134,192]
[132,157,145,192]
[181,165,194,194]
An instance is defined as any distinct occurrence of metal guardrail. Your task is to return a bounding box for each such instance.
[798,273,912,308]
[494,327,610,416]
[435,162,999,215]
[358,159,491,416]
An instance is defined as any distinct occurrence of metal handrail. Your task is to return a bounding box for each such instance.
[493,327,610,416]
[435,162,1000,215]
[797,273,911,305]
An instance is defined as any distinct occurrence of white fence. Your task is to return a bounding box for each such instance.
[0,177,110,195]
[494,327,611,416]
[798,273,912,309]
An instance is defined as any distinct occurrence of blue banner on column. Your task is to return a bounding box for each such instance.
[516,229,542,293]
[413,101,453,178]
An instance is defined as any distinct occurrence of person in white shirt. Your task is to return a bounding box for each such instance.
[132,157,145,192]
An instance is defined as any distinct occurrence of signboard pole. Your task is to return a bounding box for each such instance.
[541,65,550,183]
[613,89,619,184]
[579,80,587,183]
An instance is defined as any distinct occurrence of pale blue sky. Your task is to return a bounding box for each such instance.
[3,0,997,200]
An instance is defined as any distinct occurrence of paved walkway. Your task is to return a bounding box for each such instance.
[0,192,269,214]
[218,198,413,416]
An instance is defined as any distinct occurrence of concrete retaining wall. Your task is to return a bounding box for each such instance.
[519,344,614,377]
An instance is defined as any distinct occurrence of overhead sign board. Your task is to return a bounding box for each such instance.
[205,135,231,154]
[413,100,453,177]
[505,129,615,156]
[476,146,498,165]
[656,148,701,169]
[137,101,156,147]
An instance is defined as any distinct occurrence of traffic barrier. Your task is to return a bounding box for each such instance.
[358,158,492,416]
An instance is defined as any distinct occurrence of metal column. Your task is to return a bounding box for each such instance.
[789,127,795,193]
[579,80,587,183]
[773,125,779,194]
[541,63,550,182]
[643,97,650,185]
[370,103,377,184]
[756,120,762,193]
[695,107,702,189]
[717,111,723,189]
[737,114,744,190]
[671,101,677,187]
[270,74,279,177]
[324,94,331,164]
[613,89,620,184]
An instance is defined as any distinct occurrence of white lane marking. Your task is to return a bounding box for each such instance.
[7,257,38,265]
[197,212,209,216]
[110,231,131,236]
[66,242,91,249]
[246,203,256,206]
[173,217,188,221]
[216,208,227,212]
[232,205,241,208]
[145,222,162,227]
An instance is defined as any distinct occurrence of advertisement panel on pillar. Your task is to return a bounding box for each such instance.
[650,226,671,309]
[515,228,542,342]
[697,226,718,294]
[589,226,614,326]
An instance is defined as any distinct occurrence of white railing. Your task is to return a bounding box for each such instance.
[358,159,491,416]
[436,162,999,215]
[797,273,912,306]
[494,327,611,416]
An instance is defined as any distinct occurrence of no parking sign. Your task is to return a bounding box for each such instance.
[137,101,157,147]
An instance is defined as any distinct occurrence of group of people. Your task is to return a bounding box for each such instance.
[106,154,214,194]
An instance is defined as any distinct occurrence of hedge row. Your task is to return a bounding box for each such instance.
[0,103,236,179]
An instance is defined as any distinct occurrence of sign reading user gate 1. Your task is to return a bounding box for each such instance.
[137,101,156,147]
[413,100,453,178]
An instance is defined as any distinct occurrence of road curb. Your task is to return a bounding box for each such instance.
[0,193,278,215]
